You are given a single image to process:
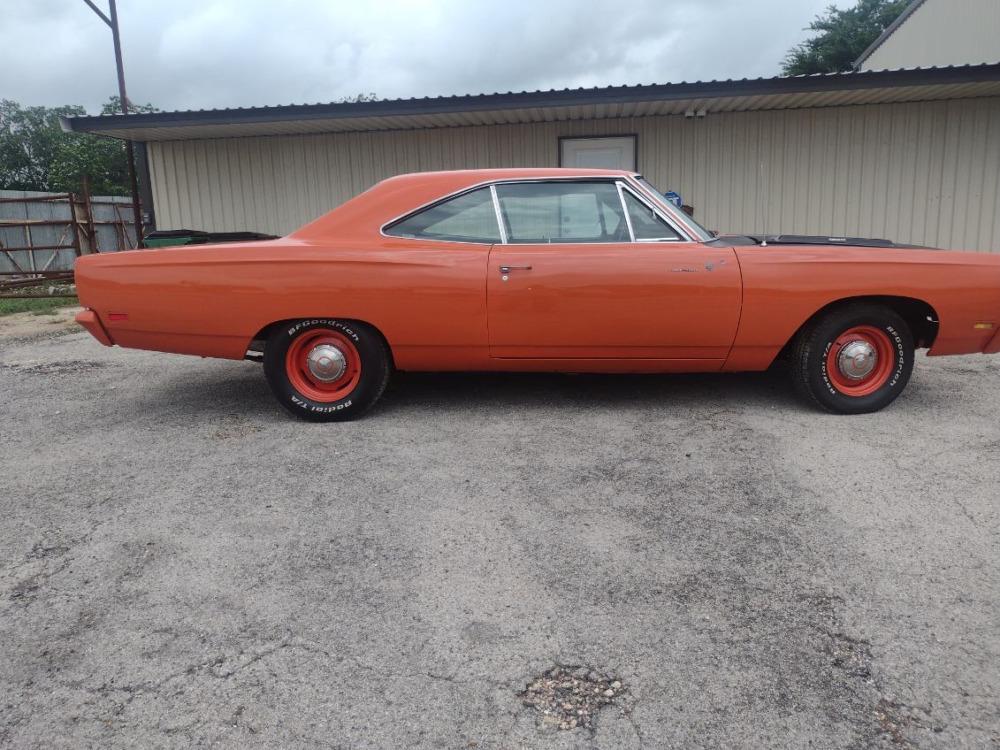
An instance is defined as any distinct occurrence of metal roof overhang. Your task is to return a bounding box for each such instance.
[63,63,1000,142]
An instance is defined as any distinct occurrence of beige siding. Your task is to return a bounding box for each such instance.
[148,96,1000,252]
[861,0,1000,71]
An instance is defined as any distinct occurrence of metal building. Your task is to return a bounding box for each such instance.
[65,64,1000,252]
[855,0,1000,71]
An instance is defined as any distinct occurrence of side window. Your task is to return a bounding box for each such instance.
[495,182,628,243]
[622,190,681,241]
[600,199,626,239]
[385,187,501,243]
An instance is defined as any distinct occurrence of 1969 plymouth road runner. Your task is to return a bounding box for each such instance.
[75,168,1000,421]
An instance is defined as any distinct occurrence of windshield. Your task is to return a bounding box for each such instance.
[633,176,713,242]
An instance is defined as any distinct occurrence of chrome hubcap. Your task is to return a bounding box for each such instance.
[306,344,347,382]
[837,340,878,380]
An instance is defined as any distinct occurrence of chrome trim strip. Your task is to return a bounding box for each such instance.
[490,184,507,244]
[380,175,629,240]
[380,183,501,245]
[615,182,636,243]
[618,182,690,242]
[379,174,694,245]
[626,175,704,241]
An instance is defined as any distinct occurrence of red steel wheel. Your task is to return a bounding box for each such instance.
[824,325,895,397]
[284,329,363,403]
[264,318,390,422]
[791,303,914,415]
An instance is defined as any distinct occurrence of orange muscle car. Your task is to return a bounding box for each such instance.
[75,168,1000,421]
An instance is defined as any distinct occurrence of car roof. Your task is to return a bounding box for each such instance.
[388,167,635,180]
[372,168,639,197]
[292,168,639,240]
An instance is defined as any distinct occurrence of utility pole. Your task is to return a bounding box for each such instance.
[81,0,144,248]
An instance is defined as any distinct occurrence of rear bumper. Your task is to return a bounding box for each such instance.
[75,309,113,346]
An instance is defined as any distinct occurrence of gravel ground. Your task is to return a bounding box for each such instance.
[1,326,998,749]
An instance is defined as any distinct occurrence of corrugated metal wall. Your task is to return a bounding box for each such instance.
[0,190,136,273]
[147,96,1000,251]
[861,0,1000,71]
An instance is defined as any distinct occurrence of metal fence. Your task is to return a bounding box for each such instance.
[0,189,137,298]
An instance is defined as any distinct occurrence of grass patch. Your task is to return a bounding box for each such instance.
[0,296,78,317]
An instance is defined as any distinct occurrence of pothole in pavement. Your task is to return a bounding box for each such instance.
[213,414,262,439]
[518,665,625,731]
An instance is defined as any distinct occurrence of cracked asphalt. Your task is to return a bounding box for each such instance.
[1,322,999,748]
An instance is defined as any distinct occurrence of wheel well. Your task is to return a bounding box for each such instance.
[777,295,939,361]
[248,320,288,351]
[246,318,395,368]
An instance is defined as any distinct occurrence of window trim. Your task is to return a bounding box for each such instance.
[381,184,503,245]
[494,179,634,245]
[629,175,709,241]
[489,184,508,244]
[617,182,685,243]
[380,176,695,245]
[615,182,637,242]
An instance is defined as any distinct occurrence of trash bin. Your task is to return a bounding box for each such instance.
[143,229,278,248]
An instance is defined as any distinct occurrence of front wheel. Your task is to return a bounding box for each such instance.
[263,319,390,422]
[791,304,914,414]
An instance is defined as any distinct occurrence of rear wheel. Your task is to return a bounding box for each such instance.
[263,319,390,422]
[791,304,913,414]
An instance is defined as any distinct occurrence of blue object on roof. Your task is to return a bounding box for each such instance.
[664,190,683,207]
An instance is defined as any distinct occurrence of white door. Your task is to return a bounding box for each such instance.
[560,136,636,170]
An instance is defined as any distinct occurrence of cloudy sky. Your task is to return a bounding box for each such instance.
[4,0,843,113]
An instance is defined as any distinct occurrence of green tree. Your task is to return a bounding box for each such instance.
[0,96,157,196]
[0,101,85,191]
[782,0,910,76]
[46,131,130,196]
[100,96,159,116]
[338,92,379,103]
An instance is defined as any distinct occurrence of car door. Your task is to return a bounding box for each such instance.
[487,180,741,361]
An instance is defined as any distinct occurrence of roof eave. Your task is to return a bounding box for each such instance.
[64,62,1000,141]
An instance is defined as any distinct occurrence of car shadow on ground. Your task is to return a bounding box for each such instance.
[379,370,798,414]
[149,362,806,420]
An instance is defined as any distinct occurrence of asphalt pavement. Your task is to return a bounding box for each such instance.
[1,322,998,748]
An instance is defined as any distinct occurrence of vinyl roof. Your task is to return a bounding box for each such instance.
[62,62,1000,142]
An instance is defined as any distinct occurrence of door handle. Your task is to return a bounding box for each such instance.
[499,265,532,273]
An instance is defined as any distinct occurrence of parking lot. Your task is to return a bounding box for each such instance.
[2,319,998,749]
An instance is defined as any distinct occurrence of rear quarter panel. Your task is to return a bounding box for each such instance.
[75,238,490,366]
[725,246,1000,370]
